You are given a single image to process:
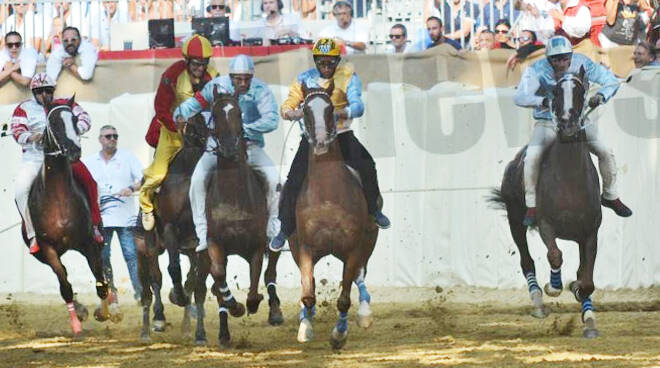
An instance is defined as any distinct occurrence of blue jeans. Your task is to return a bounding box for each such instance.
[102,227,142,300]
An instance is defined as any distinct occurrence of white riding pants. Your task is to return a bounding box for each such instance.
[523,120,618,207]
[14,159,43,240]
[189,143,281,248]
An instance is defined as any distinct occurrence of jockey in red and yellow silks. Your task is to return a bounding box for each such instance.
[139,35,219,230]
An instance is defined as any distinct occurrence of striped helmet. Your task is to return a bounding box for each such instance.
[30,72,56,90]
[182,34,213,59]
[229,54,255,74]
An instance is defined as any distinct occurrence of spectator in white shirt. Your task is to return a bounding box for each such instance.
[514,0,559,43]
[82,125,143,301]
[548,0,592,44]
[385,24,411,54]
[3,1,49,51]
[0,31,38,86]
[319,1,368,55]
[47,26,98,81]
[90,0,130,51]
[258,0,306,45]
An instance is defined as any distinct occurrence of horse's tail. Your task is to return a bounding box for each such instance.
[486,188,508,211]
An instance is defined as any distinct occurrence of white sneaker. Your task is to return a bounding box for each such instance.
[142,212,155,231]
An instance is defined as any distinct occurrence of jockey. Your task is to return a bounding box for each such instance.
[173,54,280,252]
[514,35,632,226]
[269,37,391,252]
[140,34,219,230]
[11,73,104,254]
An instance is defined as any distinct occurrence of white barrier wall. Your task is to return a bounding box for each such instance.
[0,68,658,294]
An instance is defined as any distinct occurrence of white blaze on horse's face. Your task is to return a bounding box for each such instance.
[307,97,331,151]
[223,103,234,123]
[60,110,81,148]
[560,79,574,122]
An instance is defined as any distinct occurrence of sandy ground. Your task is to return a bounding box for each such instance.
[1,286,659,368]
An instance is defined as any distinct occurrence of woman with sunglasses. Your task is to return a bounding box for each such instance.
[0,31,38,86]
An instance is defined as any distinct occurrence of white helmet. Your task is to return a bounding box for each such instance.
[546,36,573,57]
[229,54,255,75]
[30,72,56,90]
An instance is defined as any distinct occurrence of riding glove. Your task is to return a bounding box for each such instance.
[588,94,605,108]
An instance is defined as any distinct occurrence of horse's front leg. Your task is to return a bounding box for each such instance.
[538,223,564,297]
[264,249,284,325]
[570,234,599,339]
[194,253,210,345]
[136,235,154,342]
[83,241,112,324]
[208,240,244,348]
[43,245,84,336]
[297,247,316,343]
[246,248,265,315]
[165,236,189,307]
[330,255,361,349]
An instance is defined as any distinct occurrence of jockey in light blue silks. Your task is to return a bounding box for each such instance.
[513,35,632,227]
[174,54,280,252]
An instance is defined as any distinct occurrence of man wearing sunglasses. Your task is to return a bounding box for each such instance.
[83,125,143,301]
[10,72,104,254]
[46,26,98,82]
[174,54,281,252]
[385,24,410,54]
[204,0,240,43]
[514,35,632,226]
[0,31,38,86]
[269,38,391,252]
[140,34,219,231]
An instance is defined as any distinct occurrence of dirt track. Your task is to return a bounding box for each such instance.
[1,286,659,368]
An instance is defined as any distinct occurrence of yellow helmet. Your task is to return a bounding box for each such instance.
[312,38,341,57]
[182,34,213,59]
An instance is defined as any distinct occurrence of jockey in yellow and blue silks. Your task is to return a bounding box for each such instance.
[514,35,632,226]
[173,54,281,252]
[269,37,390,252]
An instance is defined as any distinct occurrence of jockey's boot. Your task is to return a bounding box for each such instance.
[28,237,40,254]
[269,231,287,252]
[601,196,633,217]
[93,225,104,244]
[523,207,537,226]
[142,211,155,231]
[373,211,391,229]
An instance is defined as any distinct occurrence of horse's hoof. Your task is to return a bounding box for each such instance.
[139,333,152,344]
[246,294,264,315]
[152,319,166,332]
[357,301,373,329]
[330,326,348,349]
[75,303,89,322]
[169,288,190,307]
[297,318,314,343]
[195,338,208,346]
[229,302,246,318]
[544,283,563,297]
[583,327,600,339]
[218,335,231,349]
[93,306,109,322]
[530,306,549,319]
[109,303,123,323]
[268,304,284,326]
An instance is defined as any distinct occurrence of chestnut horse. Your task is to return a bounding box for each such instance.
[289,82,379,349]
[491,67,602,338]
[193,89,283,348]
[25,97,110,336]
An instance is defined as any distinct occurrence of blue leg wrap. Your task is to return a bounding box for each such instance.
[298,305,316,322]
[355,280,371,304]
[581,297,594,314]
[550,268,563,289]
[336,311,349,333]
[525,273,541,293]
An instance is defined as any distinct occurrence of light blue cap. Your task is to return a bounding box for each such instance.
[229,54,255,74]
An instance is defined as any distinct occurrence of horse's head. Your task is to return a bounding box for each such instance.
[302,80,335,155]
[211,86,243,159]
[551,66,587,138]
[183,113,210,149]
[43,95,81,162]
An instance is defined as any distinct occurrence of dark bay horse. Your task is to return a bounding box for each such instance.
[26,97,110,336]
[135,113,209,342]
[491,67,602,338]
[193,88,283,348]
[288,82,379,349]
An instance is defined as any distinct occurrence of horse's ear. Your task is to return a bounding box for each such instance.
[326,80,334,96]
[578,65,586,82]
[213,85,219,100]
[301,82,308,97]
[67,93,76,107]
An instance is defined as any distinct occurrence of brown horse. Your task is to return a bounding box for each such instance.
[288,82,379,349]
[491,67,602,338]
[193,89,283,348]
[25,97,110,336]
[135,113,209,342]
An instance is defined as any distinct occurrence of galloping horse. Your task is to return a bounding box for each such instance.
[289,82,378,349]
[135,113,208,342]
[491,67,602,338]
[25,97,110,336]
[194,88,283,347]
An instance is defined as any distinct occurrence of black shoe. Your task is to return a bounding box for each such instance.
[373,211,391,229]
[269,231,287,252]
[601,197,632,217]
